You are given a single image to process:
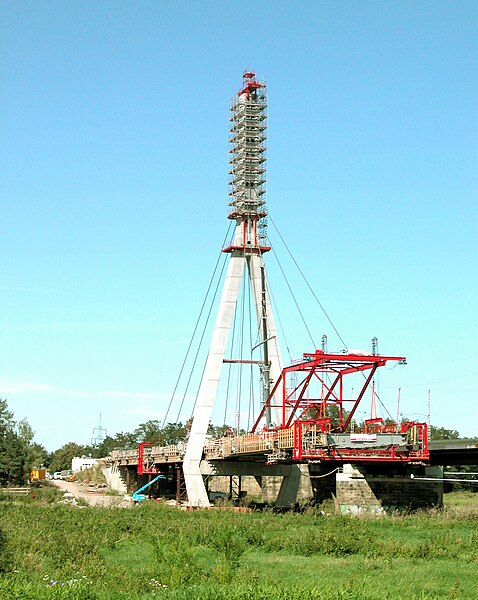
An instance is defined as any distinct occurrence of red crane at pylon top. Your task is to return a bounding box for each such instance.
[239,70,264,97]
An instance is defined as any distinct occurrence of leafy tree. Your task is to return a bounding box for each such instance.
[208,423,228,437]
[25,442,49,470]
[0,428,25,484]
[0,399,13,430]
[134,420,162,444]
[93,436,118,457]
[13,419,48,472]
[16,418,34,446]
[430,426,460,440]
[49,442,86,472]
[162,422,187,445]
[89,432,138,455]
[110,431,138,450]
[0,399,27,485]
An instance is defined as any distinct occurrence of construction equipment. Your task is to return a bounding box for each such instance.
[60,469,75,482]
[132,474,167,502]
[29,468,46,484]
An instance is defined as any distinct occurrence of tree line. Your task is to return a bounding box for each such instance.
[0,399,47,486]
[0,398,235,480]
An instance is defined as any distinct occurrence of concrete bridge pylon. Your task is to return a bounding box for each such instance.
[183,71,282,507]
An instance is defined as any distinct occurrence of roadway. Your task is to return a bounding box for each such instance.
[51,479,132,507]
[429,440,478,466]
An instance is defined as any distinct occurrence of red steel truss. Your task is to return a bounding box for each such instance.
[251,349,429,463]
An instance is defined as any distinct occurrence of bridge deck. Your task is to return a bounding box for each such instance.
[107,429,473,469]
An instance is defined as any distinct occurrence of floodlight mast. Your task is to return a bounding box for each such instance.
[183,71,283,507]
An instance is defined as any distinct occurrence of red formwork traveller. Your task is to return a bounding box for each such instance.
[252,349,429,463]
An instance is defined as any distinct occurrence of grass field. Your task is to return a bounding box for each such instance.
[0,487,477,599]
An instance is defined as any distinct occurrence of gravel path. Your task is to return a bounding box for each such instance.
[50,479,132,508]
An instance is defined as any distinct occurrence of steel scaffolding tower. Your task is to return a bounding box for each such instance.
[228,70,268,244]
[183,71,283,507]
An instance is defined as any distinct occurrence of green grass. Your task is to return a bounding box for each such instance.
[0,488,477,599]
[444,490,478,508]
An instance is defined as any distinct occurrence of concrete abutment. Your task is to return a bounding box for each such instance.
[336,464,443,514]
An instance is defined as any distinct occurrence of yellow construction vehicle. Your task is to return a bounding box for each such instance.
[60,469,75,482]
[29,468,46,484]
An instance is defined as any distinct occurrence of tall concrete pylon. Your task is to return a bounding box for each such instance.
[183,72,282,507]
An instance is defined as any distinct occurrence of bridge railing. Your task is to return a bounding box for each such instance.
[204,427,295,459]
[108,421,432,466]
[110,444,185,465]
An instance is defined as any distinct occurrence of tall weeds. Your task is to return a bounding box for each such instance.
[0,491,476,599]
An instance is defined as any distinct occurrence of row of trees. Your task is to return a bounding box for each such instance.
[0,399,48,485]
[0,396,235,479]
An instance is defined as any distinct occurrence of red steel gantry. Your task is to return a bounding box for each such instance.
[246,349,429,463]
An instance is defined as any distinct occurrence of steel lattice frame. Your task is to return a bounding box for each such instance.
[251,349,429,463]
[225,71,269,252]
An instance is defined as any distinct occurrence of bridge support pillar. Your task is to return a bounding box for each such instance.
[335,464,443,514]
[336,464,385,515]
[275,464,314,508]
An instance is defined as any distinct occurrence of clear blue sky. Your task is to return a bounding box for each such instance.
[1,1,477,450]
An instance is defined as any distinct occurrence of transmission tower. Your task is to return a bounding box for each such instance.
[183,71,283,507]
[91,413,107,447]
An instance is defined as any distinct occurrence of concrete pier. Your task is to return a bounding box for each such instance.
[335,464,443,514]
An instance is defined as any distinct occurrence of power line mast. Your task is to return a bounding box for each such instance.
[183,71,283,507]
[91,413,107,447]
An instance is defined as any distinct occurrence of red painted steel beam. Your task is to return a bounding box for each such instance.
[342,364,378,432]
[309,373,342,422]
[251,372,283,433]
[285,368,316,428]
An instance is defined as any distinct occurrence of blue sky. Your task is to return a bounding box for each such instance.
[1,1,477,450]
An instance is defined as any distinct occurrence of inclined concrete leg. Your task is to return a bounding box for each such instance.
[101,464,128,495]
[183,255,245,508]
[276,464,314,508]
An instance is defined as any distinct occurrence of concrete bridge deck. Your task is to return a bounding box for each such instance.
[107,438,478,469]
